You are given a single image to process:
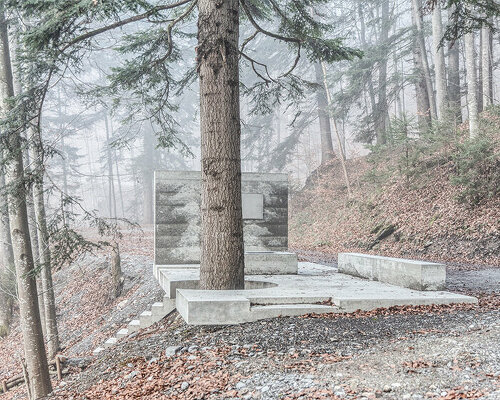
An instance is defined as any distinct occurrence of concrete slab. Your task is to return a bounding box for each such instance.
[155,262,477,325]
[338,253,446,291]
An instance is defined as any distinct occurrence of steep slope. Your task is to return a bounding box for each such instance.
[290,146,499,266]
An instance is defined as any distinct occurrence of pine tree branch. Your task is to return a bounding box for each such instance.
[61,0,194,51]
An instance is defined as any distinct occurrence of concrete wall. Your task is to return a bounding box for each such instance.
[154,171,288,265]
[338,253,446,291]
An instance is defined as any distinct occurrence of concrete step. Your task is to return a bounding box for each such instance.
[103,337,117,348]
[128,319,141,333]
[139,311,153,328]
[151,302,165,322]
[116,328,129,339]
[93,346,105,355]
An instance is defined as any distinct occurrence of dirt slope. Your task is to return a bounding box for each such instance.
[290,156,500,266]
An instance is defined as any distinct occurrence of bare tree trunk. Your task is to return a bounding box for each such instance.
[412,8,432,131]
[447,7,462,123]
[481,24,493,108]
[314,62,335,164]
[104,114,116,219]
[0,152,14,337]
[198,0,245,290]
[358,1,378,137]
[432,3,448,118]
[376,0,390,144]
[110,244,123,298]
[0,9,52,396]
[321,62,352,197]
[464,31,479,139]
[142,128,154,225]
[28,125,60,361]
[412,0,437,120]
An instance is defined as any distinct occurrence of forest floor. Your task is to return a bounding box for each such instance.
[0,229,498,400]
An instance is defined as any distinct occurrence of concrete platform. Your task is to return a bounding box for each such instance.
[155,262,477,325]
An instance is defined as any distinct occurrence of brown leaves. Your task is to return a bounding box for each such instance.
[437,388,488,399]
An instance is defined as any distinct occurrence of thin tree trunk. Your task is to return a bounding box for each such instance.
[104,114,116,219]
[412,0,437,121]
[432,3,448,117]
[115,154,125,218]
[478,32,483,112]
[321,62,352,197]
[110,244,123,298]
[358,1,378,137]
[142,128,154,225]
[0,152,14,337]
[412,14,432,131]
[198,0,245,290]
[481,24,493,108]
[0,9,52,396]
[447,5,461,123]
[28,125,60,361]
[376,0,390,144]
[314,62,335,164]
[464,31,479,139]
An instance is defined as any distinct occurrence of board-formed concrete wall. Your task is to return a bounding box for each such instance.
[154,171,288,265]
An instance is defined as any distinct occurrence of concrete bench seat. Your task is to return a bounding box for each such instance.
[337,253,446,291]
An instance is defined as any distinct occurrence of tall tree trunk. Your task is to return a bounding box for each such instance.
[0,151,14,337]
[104,114,116,219]
[411,8,432,131]
[198,0,245,290]
[0,9,52,397]
[464,31,479,139]
[28,125,60,361]
[314,62,335,164]
[412,0,437,121]
[447,6,461,123]
[142,128,154,225]
[376,0,390,144]
[358,1,378,138]
[481,24,493,108]
[432,3,448,118]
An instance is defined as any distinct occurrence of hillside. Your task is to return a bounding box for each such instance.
[290,134,500,267]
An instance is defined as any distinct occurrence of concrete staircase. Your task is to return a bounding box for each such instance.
[93,296,176,355]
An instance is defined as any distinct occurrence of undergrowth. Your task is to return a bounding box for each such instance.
[366,107,500,206]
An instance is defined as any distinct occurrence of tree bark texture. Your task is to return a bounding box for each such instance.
[28,126,60,360]
[376,0,390,145]
[432,4,448,118]
[481,24,493,107]
[412,0,437,121]
[142,128,154,225]
[314,62,335,164]
[197,0,245,290]
[0,8,53,397]
[0,152,14,337]
[411,8,432,130]
[464,32,479,139]
[447,20,461,122]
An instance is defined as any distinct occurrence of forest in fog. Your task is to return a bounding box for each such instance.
[1,0,497,223]
[0,0,498,398]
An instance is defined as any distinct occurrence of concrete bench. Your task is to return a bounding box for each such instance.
[337,253,446,291]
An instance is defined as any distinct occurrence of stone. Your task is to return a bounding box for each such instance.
[181,382,189,391]
[338,253,446,291]
[165,346,182,357]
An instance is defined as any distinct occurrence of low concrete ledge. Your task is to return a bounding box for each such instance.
[338,253,446,291]
[245,251,298,275]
